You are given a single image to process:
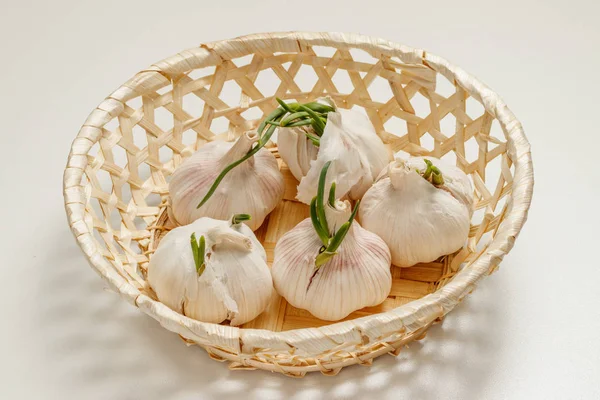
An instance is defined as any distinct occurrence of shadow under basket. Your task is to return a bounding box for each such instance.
[63,32,533,377]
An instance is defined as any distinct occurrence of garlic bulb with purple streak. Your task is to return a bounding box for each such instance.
[169,131,284,231]
[359,157,474,267]
[271,162,392,321]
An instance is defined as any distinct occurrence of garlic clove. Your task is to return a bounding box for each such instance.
[359,157,474,267]
[169,131,284,231]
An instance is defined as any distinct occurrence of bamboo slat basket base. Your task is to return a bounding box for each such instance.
[146,159,459,333]
[63,32,534,377]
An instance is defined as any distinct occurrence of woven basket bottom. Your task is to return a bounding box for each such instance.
[146,157,460,331]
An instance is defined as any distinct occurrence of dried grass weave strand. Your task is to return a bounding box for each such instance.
[63,32,533,377]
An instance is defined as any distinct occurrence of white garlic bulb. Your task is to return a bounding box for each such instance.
[359,157,474,268]
[148,215,272,326]
[295,106,391,203]
[274,98,391,203]
[272,162,392,321]
[169,131,284,230]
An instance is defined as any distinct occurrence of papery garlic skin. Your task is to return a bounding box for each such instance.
[148,217,272,326]
[295,106,391,204]
[272,201,392,321]
[359,157,474,268]
[169,132,284,230]
[277,125,319,181]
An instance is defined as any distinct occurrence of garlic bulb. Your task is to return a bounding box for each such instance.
[169,131,284,231]
[281,99,390,204]
[272,162,392,321]
[359,157,474,267]
[274,97,391,203]
[148,214,273,326]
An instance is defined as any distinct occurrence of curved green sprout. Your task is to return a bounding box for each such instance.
[310,161,360,268]
[231,213,252,225]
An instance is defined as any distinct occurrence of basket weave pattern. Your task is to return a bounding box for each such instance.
[63,32,533,376]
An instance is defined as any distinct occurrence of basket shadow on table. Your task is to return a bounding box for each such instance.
[40,219,505,400]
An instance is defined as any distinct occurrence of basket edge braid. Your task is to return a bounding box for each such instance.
[62,31,534,375]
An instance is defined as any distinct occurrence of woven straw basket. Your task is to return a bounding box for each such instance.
[63,32,533,377]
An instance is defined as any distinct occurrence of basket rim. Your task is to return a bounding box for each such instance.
[63,31,533,357]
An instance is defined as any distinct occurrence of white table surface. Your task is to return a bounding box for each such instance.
[1,0,599,398]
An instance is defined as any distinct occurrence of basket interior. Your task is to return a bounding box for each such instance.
[80,44,515,331]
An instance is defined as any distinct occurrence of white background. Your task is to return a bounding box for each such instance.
[1,0,599,399]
